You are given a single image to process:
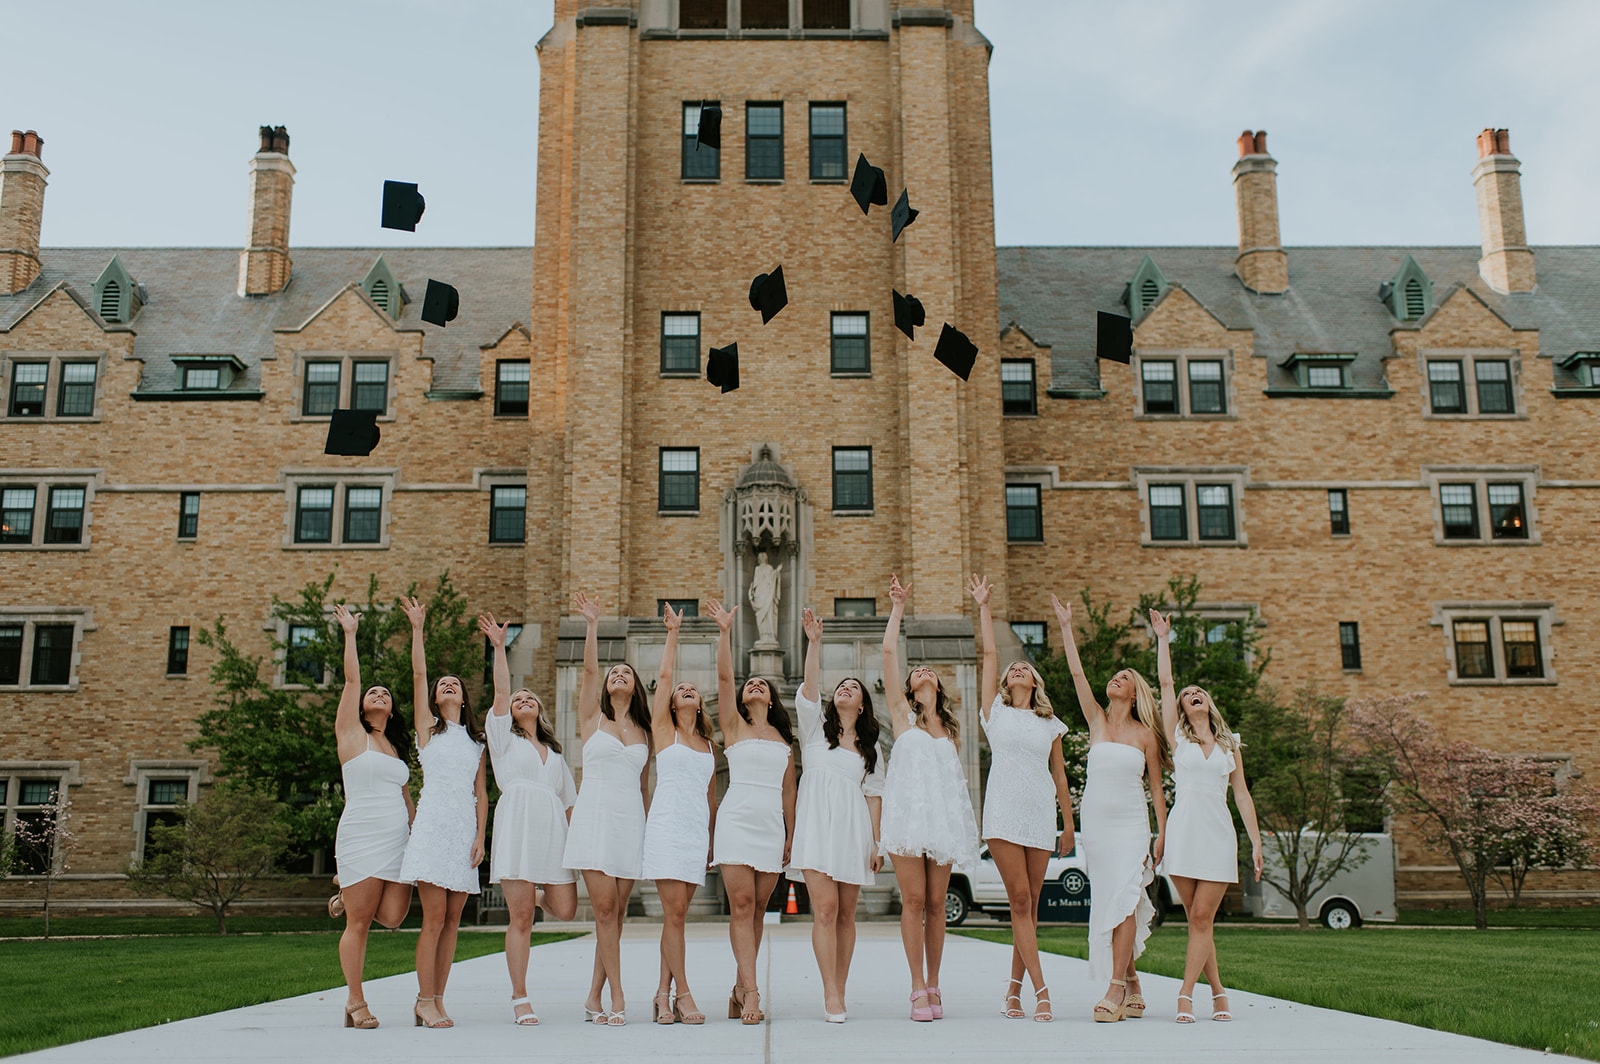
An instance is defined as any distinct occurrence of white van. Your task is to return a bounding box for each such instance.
[1244,832,1397,928]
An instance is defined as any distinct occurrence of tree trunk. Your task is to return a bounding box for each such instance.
[1294,900,1310,930]
[215,904,228,935]
[42,873,52,939]
[1471,873,1489,931]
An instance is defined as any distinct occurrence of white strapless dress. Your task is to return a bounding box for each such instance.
[1079,741,1155,982]
[714,738,791,873]
[642,736,715,884]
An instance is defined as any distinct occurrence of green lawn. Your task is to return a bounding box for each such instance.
[0,930,579,1057]
[958,925,1600,1061]
[0,915,357,938]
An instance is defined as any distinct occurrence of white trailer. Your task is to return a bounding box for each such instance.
[1245,832,1397,928]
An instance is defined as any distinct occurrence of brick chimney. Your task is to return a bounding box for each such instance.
[1232,130,1288,294]
[237,125,294,297]
[0,130,48,295]
[1472,128,1535,293]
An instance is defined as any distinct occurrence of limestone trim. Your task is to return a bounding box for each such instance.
[1131,466,1249,548]
[123,760,211,865]
[1416,347,1526,421]
[288,350,401,423]
[1131,348,1238,420]
[1429,601,1560,687]
[0,469,104,551]
[278,469,398,550]
[0,350,109,423]
[0,606,96,691]
[1421,465,1541,547]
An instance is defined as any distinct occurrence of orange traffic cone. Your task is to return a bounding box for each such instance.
[785,884,799,915]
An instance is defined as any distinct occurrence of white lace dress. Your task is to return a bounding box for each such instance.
[878,714,980,871]
[1162,727,1239,883]
[787,688,886,885]
[1079,741,1155,982]
[486,712,578,885]
[642,736,715,884]
[399,721,484,894]
[979,696,1069,850]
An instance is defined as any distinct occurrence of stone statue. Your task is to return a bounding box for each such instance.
[748,551,782,647]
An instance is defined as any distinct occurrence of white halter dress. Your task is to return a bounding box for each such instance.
[335,734,411,888]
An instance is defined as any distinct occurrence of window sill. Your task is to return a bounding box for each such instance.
[1342,668,1364,674]
[1423,412,1527,421]
[0,414,104,422]
[1142,540,1247,549]
[1434,538,1540,547]
[488,540,526,547]
[284,542,391,550]
[1003,412,1040,419]
[1135,413,1237,421]
[0,684,78,693]
[289,412,396,424]
[0,543,91,551]
[1331,533,1352,540]
[1447,677,1556,687]
[165,674,190,681]
[681,178,721,185]
[830,371,873,379]
[1007,539,1045,546]
[810,178,847,185]
[1046,388,1107,400]
[493,413,531,420]
[660,372,702,379]
[832,509,874,517]
[658,510,701,517]
[745,178,785,185]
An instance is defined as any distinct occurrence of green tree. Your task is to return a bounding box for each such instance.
[124,784,293,934]
[189,571,483,857]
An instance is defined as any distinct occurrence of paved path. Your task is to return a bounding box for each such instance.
[21,922,1582,1062]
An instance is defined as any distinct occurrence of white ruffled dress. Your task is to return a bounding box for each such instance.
[877,713,979,872]
[1079,741,1154,982]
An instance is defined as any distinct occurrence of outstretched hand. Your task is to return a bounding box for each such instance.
[965,573,992,608]
[479,611,508,647]
[705,598,738,631]
[888,574,911,609]
[801,606,822,642]
[333,603,360,633]
[1149,609,1172,640]
[399,595,425,629]
[573,591,602,625]
[1050,593,1072,626]
[662,601,683,631]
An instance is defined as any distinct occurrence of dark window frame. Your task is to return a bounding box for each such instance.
[1001,359,1037,416]
[833,597,876,618]
[167,626,190,676]
[745,101,784,181]
[659,447,701,513]
[341,486,384,544]
[1147,483,1187,541]
[1140,359,1178,414]
[178,492,200,539]
[351,360,389,413]
[1502,619,1543,678]
[0,624,23,685]
[661,313,702,375]
[1187,359,1226,414]
[1195,483,1235,540]
[1452,619,1494,679]
[30,623,75,686]
[1427,360,1467,414]
[1439,482,1480,540]
[2,486,37,545]
[294,485,335,544]
[682,102,720,181]
[489,485,527,543]
[43,486,85,545]
[832,447,874,512]
[802,0,851,28]
[1339,621,1361,670]
[8,362,48,418]
[1487,481,1528,540]
[56,362,97,417]
[678,0,727,28]
[656,599,700,618]
[285,624,324,686]
[495,359,531,417]
[808,103,847,181]
[302,361,341,417]
[1005,483,1043,542]
[1328,488,1350,535]
[830,312,870,375]
[1474,359,1513,415]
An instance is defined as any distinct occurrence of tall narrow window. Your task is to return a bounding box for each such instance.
[1427,361,1465,414]
[1148,485,1186,540]
[490,486,527,543]
[495,360,530,416]
[295,486,335,543]
[352,362,389,412]
[1196,484,1235,540]
[0,624,21,684]
[1328,489,1350,535]
[1453,620,1492,678]
[167,626,190,675]
[30,624,75,685]
[1005,484,1042,541]
[56,363,97,417]
[303,363,341,416]
[178,492,200,539]
[745,103,783,180]
[2,488,35,544]
[1141,360,1177,414]
[1488,482,1527,539]
[9,363,47,417]
[661,314,701,374]
[682,103,720,180]
[1339,621,1361,669]
[14,781,61,873]
[482,624,525,686]
[1502,620,1542,678]
[832,448,873,511]
[1439,483,1479,539]
[679,0,726,27]
[809,104,846,180]
[286,624,323,684]
[830,313,869,374]
[1475,359,1513,414]
[741,0,789,28]
[803,0,850,28]
[659,449,700,512]
[343,487,383,544]
[1188,360,1224,414]
[142,779,190,856]
[1001,360,1037,416]
[43,487,85,545]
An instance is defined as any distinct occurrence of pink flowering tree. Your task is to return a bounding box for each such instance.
[8,794,77,939]
[1489,771,1597,907]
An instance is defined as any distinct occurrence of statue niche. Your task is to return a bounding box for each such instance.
[724,445,809,679]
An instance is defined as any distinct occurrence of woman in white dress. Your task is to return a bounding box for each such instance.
[1052,593,1169,1023]
[481,612,579,1027]
[397,596,488,1030]
[330,604,414,1030]
[706,597,796,1026]
[642,603,717,1025]
[879,576,981,1022]
[1151,611,1262,1023]
[968,577,1075,1023]
[789,607,885,1022]
[561,591,653,1026]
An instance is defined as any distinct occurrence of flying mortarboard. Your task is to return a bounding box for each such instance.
[748,266,788,325]
[380,181,426,232]
[421,279,459,327]
[891,189,919,242]
[706,342,740,393]
[933,323,978,381]
[324,408,381,457]
[892,290,926,341]
[696,101,723,150]
[849,153,888,216]
[1096,311,1133,364]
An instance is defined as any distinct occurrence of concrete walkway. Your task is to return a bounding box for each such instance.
[21,922,1583,1063]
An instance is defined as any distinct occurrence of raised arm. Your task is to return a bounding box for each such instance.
[400,596,433,747]
[651,602,683,740]
[333,604,364,754]
[967,574,998,719]
[706,597,739,741]
[480,612,511,717]
[799,607,822,704]
[1151,609,1177,741]
[1051,593,1105,738]
[574,591,602,742]
[1230,747,1264,882]
[882,576,912,736]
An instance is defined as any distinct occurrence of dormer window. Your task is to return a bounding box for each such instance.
[99,281,121,321]
[173,355,244,392]
[1384,255,1432,322]
[1281,352,1356,390]
[1128,255,1168,318]
[92,255,140,325]
[360,257,405,319]
[370,278,391,315]
[1555,352,1600,391]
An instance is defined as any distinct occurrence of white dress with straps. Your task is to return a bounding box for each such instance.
[642,734,715,884]
[335,734,411,888]
[1161,726,1239,883]
[486,712,578,885]
[787,688,886,885]
[561,729,649,880]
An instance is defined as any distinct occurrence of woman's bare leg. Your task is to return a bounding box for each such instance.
[337,877,385,1017]
[889,854,929,990]
[922,860,953,1010]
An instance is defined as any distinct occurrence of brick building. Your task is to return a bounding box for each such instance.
[2,0,1594,911]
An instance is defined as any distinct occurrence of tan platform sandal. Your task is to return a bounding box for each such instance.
[674,992,705,1025]
[343,1000,378,1029]
[1093,978,1127,1023]
[1124,974,1146,1018]
[653,989,675,1025]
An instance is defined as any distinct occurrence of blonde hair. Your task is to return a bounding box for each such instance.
[1176,685,1241,754]
[999,660,1055,719]
[1125,670,1173,771]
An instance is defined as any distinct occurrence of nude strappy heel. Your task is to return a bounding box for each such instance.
[343,1000,377,1029]
[413,995,451,1028]
[1175,992,1196,1023]
[653,989,675,1025]
[1093,978,1127,1023]
[674,992,705,1024]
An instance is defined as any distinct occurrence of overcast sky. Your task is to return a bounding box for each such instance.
[9,0,1599,249]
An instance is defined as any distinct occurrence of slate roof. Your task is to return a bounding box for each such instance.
[0,247,534,393]
[997,245,1600,394]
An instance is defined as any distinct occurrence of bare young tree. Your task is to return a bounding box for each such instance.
[8,792,77,939]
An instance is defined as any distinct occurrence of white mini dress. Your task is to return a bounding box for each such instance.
[335,735,411,888]
[399,721,484,894]
[1161,726,1239,883]
[486,712,578,886]
[787,689,886,886]
[561,729,649,880]
[877,713,980,872]
[713,738,792,873]
[1078,741,1155,983]
[979,696,1070,850]
[642,735,716,884]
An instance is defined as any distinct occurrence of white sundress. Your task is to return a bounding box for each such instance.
[786,688,886,885]
[399,720,484,894]
[877,713,980,872]
[486,712,578,885]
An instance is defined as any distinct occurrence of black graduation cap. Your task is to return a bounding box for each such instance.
[849,154,888,216]
[696,101,722,150]
[933,323,978,381]
[324,409,381,457]
[891,189,919,242]
[381,181,426,232]
[893,290,925,341]
[706,342,740,393]
[1096,311,1133,364]
[748,266,788,324]
[421,280,459,327]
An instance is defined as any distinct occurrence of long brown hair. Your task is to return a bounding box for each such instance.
[823,678,880,775]
[509,689,562,754]
[428,675,484,743]
[671,683,716,744]
[736,677,796,745]
[359,686,412,762]
[904,668,961,744]
[601,663,654,744]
